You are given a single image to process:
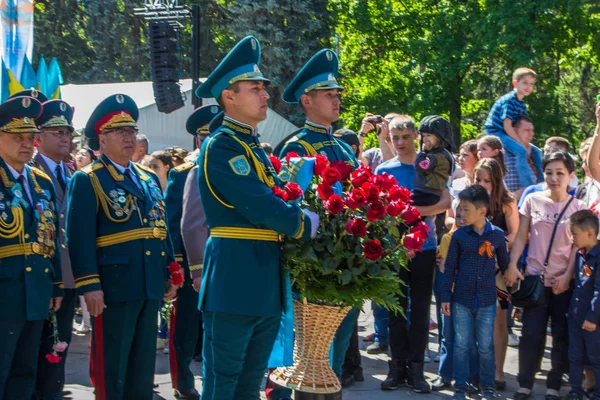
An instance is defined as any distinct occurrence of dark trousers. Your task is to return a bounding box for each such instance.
[518,287,572,390]
[342,319,362,376]
[389,250,436,369]
[169,281,201,392]
[568,319,600,396]
[90,299,160,400]
[35,288,77,400]
[0,319,44,400]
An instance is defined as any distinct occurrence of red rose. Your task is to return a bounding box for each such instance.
[285,152,300,165]
[313,154,329,176]
[345,218,367,237]
[366,201,386,222]
[400,205,420,225]
[345,188,367,209]
[321,167,342,186]
[361,182,380,203]
[331,160,352,181]
[411,220,430,239]
[369,174,384,188]
[272,186,289,202]
[389,186,413,203]
[363,239,384,261]
[168,262,181,274]
[269,156,282,174]
[351,170,370,188]
[284,182,303,201]
[380,173,398,191]
[387,200,406,217]
[317,183,334,200]
[170,270,184,286]
[403,231,424,252]
[46,353,62,364]
[324,194,345,215]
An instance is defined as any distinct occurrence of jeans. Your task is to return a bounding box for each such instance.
[518,287,572,391]
[452,302,496,394]
[389,250,436,368]
[568,319,600,396]
[373,303,389,345]
[493,131,543,188]
[158,300,168,340]
[434,267,479,382]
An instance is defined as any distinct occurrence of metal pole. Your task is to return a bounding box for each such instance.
[191,4,200,108]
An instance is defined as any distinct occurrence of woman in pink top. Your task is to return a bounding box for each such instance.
[505,149,585,400]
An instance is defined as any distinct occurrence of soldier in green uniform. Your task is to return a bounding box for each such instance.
[0,96,63,400]
[31,99,77,400]
[66,94,178,400]
[194,36,318,400]
[269,49,361,400]
[164,104,221,400]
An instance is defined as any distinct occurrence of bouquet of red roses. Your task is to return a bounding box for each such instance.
[270,154,428,312]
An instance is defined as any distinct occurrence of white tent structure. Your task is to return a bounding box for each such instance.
[61,79,298,151]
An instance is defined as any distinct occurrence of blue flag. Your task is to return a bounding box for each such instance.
[47,57,64,99]
[20,55,36,90]
[36,55,49,96]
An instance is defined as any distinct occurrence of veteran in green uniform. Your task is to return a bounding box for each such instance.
[269,49,361,400]
[0,96,63,400]
[66,94,177,400]
[30,99,77,400]
[164,104,220,400]
[195,36,318,400]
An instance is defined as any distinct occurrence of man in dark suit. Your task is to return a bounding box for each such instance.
[31,99,76,400]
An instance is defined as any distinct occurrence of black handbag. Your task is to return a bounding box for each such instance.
[510,196,574,308]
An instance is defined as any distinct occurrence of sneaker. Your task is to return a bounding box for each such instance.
[362,333,375,342]
[366,342,388,354]
[566,392,584,400]
[380,361,406,391]
[508,333,520,347]
[429,319,438,330]
[73,324,91,336]
[434,353,440,362]
[431,377,451,391]
[157,338,167,351]
[163,339,169,354]
[483,390,497,400]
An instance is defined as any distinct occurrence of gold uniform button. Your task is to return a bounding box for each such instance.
[25,267,32,272]
[152,228,161,238]
[143,218,148,223]
[161,252,165,256]
[44,268,49,273]
[24,234,30,239]
[145,251,151,256]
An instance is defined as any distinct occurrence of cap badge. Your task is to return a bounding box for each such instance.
[251,38,257,50]
[210,105,218,114]
[22,98,31,108]
[326,51,333,61]
[116,94,125,104]
[59,102,67,112]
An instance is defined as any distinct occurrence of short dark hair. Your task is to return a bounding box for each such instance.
[513,116,533,128]
[458,184,490,210]
[542,148,575,173]
[216,82,241,110]
[569,209,599,235]
[545,136,570,151]
[135,134,149,154]
[260,142,273,156]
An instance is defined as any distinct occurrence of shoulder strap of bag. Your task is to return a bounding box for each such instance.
[544,196,574,267]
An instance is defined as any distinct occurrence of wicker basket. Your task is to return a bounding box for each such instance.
[269,299,352,394]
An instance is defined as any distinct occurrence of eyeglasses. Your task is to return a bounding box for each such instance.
[44,130,72,139]
[104,127,138,137]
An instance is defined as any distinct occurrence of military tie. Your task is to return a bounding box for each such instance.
[55,165,66,193]
[124,169,143,193]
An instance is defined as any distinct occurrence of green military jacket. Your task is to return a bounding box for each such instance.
[66,154,173,302]
[197,116,312,318]
[0,157,63,321]
[279,120,358,167]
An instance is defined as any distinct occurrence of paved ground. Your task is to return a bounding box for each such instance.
[63,302,572,399]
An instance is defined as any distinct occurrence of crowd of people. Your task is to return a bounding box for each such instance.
[1,34,599,400]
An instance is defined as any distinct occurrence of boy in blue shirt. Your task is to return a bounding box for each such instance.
[484,67,542,189]
[567,210,600,400]
[441,185,509,400]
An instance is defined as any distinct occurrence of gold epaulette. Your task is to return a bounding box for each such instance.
[174,161,195,173]
[135,163,155,174]
[30,167,52,182]
[81,162,103,175]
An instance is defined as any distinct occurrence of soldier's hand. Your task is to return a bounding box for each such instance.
[164,282,178,300]
[193,277,202,292]
[50,297,63,311]
[84,290,106,317]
